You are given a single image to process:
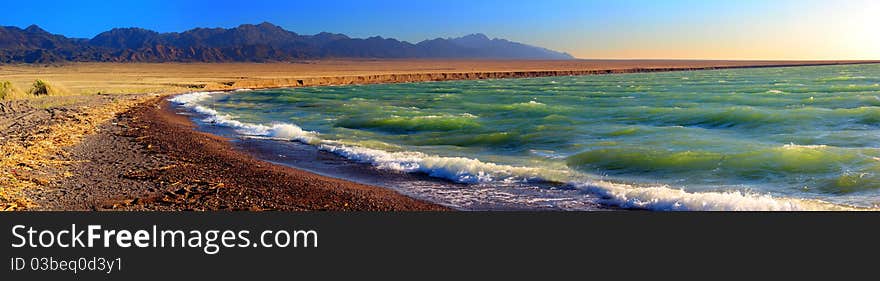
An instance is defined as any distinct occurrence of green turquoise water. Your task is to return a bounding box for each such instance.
[174,64,880,210]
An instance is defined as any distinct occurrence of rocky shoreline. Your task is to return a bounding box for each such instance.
[20,97,448,211]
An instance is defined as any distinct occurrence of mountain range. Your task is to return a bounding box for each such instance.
[0,22,574,63]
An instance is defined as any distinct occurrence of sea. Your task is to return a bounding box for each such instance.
[170,64,880,211]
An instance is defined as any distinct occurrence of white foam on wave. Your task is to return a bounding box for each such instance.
[570,181,854,211]
[168,91,864,211]
[318,142,548,184]
[169,91,217,106]
[169,92,316,143]
[782,143,828,149]
[168,91,225,119]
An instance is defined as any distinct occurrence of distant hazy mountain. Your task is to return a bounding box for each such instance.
[0,22,574,63]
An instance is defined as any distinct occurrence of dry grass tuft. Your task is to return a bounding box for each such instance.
[0,81,28,100]
[28,79,70,96]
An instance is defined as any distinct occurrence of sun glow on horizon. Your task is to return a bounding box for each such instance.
[560,0,880,60]
[835,1,880,60]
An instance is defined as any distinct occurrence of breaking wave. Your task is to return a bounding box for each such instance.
[169,92,316,143]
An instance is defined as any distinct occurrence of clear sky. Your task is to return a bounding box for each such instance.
[3,0,879,60]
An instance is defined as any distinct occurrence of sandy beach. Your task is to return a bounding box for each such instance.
[2,59,878,211]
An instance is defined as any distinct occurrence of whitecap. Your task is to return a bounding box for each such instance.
[570,181,853,211]
[169,92,317,143]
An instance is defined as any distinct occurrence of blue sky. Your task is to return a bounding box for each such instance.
[3,0,879,59]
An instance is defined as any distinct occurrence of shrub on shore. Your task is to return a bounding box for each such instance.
[0,81,27,100]
[27,79,68,96]
[29,79,50,96]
